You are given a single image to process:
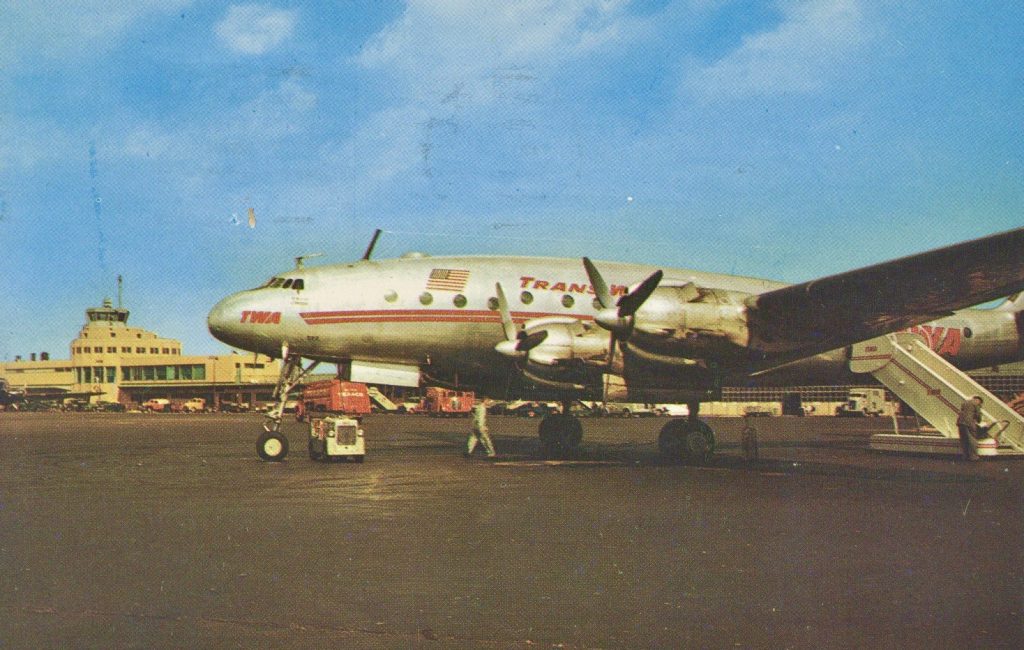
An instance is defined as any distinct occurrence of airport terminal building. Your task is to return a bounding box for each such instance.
[0,299,281,409]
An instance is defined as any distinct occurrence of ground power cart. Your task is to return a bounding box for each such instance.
[308,416,365,462]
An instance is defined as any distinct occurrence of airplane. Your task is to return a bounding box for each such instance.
[207,227,1024,462]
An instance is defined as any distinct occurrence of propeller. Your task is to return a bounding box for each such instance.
[582,257,663,371]
[583,257,662,337]
[494,282,549,358]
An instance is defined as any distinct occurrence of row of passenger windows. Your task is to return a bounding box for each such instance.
[75,346,180,355]
[261,277,306,290]
[391,291,595,309]
[76,364,208,384]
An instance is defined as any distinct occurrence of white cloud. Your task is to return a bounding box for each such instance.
[687,0,866,100]
[335,1,642,205]
[357,0,635,101]
[215,4,297,55]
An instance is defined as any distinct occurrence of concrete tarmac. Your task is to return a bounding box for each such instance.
[1,412,1021,648]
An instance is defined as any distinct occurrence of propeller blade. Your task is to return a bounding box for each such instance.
[516,330,548,353]
[617,270,663,317]
[495,282,517,342]
[583,257,612,309]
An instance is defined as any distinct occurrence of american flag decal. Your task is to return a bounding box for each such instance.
[426,268,470,291]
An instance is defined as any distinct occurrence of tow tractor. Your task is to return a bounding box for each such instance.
[308,415,365,462]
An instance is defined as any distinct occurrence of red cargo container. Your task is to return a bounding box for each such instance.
[296,380,372,420]
[421,387,474,417]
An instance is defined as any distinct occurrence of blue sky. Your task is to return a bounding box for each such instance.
[2,1,1022,357]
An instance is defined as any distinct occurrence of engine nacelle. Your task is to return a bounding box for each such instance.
[631,291,751,360]
[515,317,612,389]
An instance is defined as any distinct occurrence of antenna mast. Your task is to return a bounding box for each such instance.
[362,229,383,261]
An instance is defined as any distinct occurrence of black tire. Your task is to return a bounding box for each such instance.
[257,430,289,462]
[658,419,715,465]
[538,414,583,457]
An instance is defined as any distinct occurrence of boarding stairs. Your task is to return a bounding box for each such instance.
[849,332,1024,457]
[367,386,398,412]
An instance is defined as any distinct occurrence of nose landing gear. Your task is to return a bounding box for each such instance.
[259,348,320,461]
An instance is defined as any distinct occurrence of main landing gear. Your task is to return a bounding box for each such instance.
[656,402,715,465]
[536,401,717,464]
[538,401,583,457]
[258,347,320,462]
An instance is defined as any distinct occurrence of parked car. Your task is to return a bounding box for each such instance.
[142,398,171,412]
[601,402,661,417]
[654,404,690,417]
[181,398,207,413]
[505,401,558,418]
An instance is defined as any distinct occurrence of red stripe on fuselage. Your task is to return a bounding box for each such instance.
[299,309,594,325]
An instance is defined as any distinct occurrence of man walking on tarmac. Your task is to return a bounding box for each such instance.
[466,398,496,458]
[957,395,984,461]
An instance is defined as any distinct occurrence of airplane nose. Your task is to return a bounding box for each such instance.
[208,293,242,344]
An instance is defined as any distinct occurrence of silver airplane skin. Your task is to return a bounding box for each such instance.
[208,227,1024,462]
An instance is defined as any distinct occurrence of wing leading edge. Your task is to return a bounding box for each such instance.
[747,227,1024,359]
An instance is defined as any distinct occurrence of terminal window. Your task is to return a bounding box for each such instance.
[136,347,145,353]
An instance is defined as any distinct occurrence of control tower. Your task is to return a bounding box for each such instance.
[83,297,130,327]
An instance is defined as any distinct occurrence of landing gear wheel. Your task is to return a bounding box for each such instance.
[538,414,583,458]
[257,430,289,462]
[658,419,715,465]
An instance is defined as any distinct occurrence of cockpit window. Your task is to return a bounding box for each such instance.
[282,279,294,289]
[270,278,286,288]
[293,279,304,291]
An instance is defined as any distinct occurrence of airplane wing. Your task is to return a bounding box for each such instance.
[746,226,1024,359]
